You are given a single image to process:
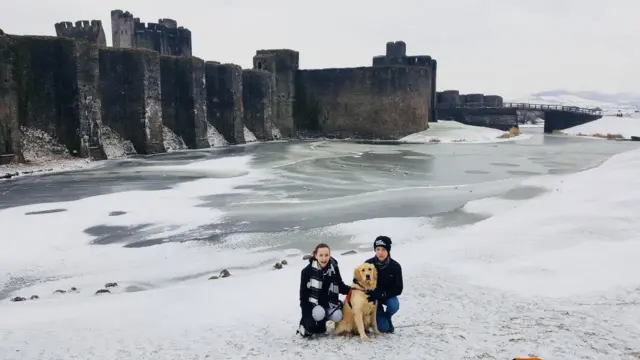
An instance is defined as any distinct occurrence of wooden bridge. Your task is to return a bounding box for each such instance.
[436,102,603,133]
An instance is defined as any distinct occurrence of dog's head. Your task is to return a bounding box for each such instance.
[353,263,377,290]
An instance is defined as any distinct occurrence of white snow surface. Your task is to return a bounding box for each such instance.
[99,125,136,159]
[244,126,258,143]
[206,122,228,147]
[2,148,640,358]
[162,126,188,152]
[562,115,640,139]
[1,127,98,179]
[401,120,531,143]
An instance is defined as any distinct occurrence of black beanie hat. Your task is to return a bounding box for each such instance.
[373,235,392,252]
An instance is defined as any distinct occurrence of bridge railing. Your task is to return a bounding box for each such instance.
[437,102,603,115]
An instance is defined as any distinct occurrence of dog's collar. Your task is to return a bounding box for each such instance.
[351,278,368,291]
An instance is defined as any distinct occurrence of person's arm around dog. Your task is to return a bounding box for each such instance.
[333,260,351,295]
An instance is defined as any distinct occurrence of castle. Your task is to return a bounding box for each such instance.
[0,10,437,164]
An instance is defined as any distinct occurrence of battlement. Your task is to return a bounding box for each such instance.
[55,20,103,32]
[54,19,106,46]
[133,21,191,36]
[386,41,406,58]
[159,18,177,28]
[255,49,299,70]
[111,10,134,20]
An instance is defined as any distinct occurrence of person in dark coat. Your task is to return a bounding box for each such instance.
[365,235,403,333]
[297,243,351,337]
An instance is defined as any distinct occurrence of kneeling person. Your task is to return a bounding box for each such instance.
[365,236,403,333]
[298,243,350,337]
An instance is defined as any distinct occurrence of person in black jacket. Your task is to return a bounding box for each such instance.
[365,235,403,333]
[297,243,351,338]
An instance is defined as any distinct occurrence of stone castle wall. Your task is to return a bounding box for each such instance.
[110,10,192,57]
[295,66,432,139]
[0,19,436,163]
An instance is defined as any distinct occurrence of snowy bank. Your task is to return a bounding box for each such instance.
[2,148,640,358]
[401,120,531,143]
[1,127,99,180]
[562,115,640,139]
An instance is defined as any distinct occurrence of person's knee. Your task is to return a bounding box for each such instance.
[376,313,389,332]
[327,309,342,322]
[311,305,326,322]
[385,297,400,315]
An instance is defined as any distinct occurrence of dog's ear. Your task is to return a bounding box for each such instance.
[353,266,362,282]
[373,268,377,280]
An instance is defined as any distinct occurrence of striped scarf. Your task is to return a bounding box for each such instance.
[308,258,340,308]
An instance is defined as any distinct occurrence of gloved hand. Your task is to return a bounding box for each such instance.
[366,288,385,303]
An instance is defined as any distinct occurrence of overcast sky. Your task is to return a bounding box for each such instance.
[1,0,638,99]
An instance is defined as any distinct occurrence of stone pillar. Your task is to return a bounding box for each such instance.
[253,49,299,137]
[0,36,22,162]
[205,62,245,144]
[242,69,274,141]
[98,48,165,154]
[160,56,208,148]
[74,41,102,158]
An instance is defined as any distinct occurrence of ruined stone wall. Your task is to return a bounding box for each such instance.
[0,35,103,161]
[242,69,274,140]
[134,22,191,57]
[110,10,135,48]
[371,43,437,122]
[438,90,462,106]
[111,10,192,57]
[0,36,21,160]
[160,56,208,148]
[98,48,164,154]
[205,62,244,144]
[253,49,298,137]
[483,95,503,107]
[295,66,431,139]
[55,20,107,46]
[74,41,102,157]
[10,36,87,156]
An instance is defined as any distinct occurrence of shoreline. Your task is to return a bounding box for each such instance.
[0,158,99,180]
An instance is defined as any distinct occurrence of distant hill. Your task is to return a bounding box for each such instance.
[511,90,640,116]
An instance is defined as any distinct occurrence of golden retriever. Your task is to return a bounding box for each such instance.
[334,263,382,341]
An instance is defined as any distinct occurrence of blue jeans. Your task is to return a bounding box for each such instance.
[376,296,399,333]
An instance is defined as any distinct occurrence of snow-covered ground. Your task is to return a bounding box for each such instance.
[561,115,640,139]
[401,120,531,143]
[0,127,99,180]
[2,144,640,358]
[514,90,639,116]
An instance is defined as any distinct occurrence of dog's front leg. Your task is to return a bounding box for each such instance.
[353,308,370,341]
[372,301,382,335]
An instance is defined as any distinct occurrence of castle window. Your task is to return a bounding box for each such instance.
[256,61,263,70]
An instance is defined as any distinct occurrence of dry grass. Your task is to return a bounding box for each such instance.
[428,138,441,143]
[552,130,566,135]
[451,138,467,142]
[497,127,521,139]
[591,133,625,140]
[557,130,624,140]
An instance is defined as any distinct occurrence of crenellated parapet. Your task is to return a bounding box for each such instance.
[54,20,106,46]
[111,9,192,57]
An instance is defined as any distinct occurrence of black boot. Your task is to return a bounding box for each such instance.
[296,318,311,338]
[387,315,395,333]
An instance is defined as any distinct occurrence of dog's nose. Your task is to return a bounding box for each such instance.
[365,274,371,280]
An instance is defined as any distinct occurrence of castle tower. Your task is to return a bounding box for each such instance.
[252,49,299,137]
[54,20,107,46]
[110,10,135,48]
[372,41,438,122]
[111,10,192,57]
